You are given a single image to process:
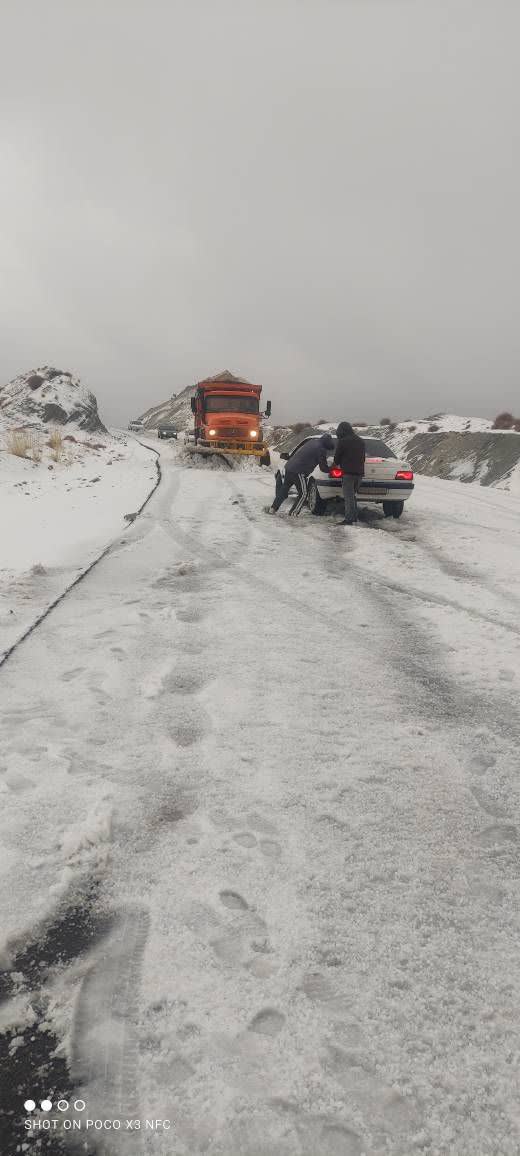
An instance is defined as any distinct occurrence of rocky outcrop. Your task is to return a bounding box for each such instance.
[0,367,106,433]
[387,429,520,488]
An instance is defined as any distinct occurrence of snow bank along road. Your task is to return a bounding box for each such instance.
[1,443,520,1156]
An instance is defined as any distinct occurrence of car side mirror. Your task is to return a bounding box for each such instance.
[265,400,271,418]
[280,451,289,460]
[190,397,196,413]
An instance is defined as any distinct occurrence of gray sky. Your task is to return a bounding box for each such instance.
[2,0,520,426]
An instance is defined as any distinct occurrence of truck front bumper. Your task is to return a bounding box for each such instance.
[198,440,267,456]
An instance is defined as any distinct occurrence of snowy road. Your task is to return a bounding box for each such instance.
[1,447,520,1156]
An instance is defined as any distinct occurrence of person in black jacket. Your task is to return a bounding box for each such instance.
[266,433,334,515]
[333,422,366,524]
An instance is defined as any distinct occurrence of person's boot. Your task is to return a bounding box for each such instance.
[264,506,276,515]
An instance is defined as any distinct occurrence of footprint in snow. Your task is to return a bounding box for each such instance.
[169,704,211,747]
[232,830,283,860]
[162,663,209,695]
[470,786,506,818]
[477,824,518,847]
[470,752,497,775]
[219,889,249,911]
[176,605,207,623]
[320,1045,419,1139]
[61,667,86,681]
[248,1008,285,1036]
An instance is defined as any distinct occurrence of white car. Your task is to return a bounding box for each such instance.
[281,435,414,518]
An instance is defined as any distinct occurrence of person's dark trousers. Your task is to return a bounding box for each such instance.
[271,470,308,514]
[341,474,360,522]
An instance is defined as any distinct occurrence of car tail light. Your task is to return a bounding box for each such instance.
[395,469,414,481]
[329,467,343,478]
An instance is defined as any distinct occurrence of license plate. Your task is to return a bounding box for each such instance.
[363,488,387,496]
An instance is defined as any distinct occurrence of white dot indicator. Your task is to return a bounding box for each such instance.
[24,1100,36,1112]
[74,1099,86,1112]
[41,1100,53,1112]
[57,1100,69,1111]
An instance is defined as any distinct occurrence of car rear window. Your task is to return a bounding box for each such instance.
[363,438,396,458]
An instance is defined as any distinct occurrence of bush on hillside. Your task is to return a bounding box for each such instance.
[380,416,392,425]
[492,411,516,430]
[428,423,440,432]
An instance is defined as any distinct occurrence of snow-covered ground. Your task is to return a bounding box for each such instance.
[1,441,520,1156]
[0,430,157,657]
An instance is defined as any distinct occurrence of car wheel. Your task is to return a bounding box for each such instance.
[307,478,325,515]
[382,501,394,517]
[392,501,404,518]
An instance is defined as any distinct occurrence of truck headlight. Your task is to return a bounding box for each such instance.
[250,430,258,438]
[209,429,216,436]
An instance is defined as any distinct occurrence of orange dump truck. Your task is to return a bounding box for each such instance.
[189,370,271,464]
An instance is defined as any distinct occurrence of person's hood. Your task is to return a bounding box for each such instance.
[336,422,354,438]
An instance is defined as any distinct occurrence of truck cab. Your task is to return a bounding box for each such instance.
[189,371,271,462]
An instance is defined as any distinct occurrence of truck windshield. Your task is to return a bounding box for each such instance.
[205,395,259,414]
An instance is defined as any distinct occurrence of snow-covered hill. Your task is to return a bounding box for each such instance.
[0,366,105,432]
[137,383,195,431]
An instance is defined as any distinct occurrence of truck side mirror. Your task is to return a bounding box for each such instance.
[190,397,196,413]
[265,400,271,418]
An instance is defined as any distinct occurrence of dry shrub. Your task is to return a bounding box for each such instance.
[380,416,392,425]
[492,411,518,430]
[7,430,33,458]
[47,428,64,461]
[408,424,416,432]
[428,423,440,432]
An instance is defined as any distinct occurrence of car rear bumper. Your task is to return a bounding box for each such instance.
[317,478,414,501]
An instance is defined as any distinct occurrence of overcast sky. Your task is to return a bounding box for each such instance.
[2,0,519,426]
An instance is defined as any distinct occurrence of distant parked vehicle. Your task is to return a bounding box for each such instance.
[157,424,178,439]
[128,419,144,432]
[280,435,414,518]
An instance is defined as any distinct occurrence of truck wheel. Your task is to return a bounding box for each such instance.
[307,478,325,516]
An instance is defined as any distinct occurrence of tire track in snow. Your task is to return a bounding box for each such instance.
[229,480,520,744]
[234,484,520,639]
[70,907,150,1155]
